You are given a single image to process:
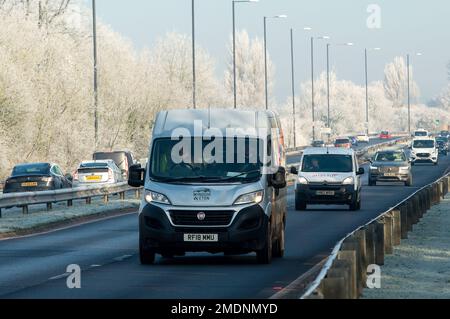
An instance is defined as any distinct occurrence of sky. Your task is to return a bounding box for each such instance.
[84,0,449,105]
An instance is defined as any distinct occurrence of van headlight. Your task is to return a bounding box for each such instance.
[234,191,264,206]
[145,190,171,205]
[298,177,309,185]
[342,177,355,185]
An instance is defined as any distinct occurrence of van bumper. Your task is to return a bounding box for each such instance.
[139,204,268,255]
[296,184,357,205]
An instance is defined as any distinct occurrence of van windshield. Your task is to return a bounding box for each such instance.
[302,155,353,173]
[150,138,264,183]
[415,132,427,137]
[413,140,435,149]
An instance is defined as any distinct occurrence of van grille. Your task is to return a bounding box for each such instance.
[169,210,235,226]
[417,153,430,158]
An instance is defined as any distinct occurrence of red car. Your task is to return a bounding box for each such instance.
[334,138,352,149]
[379,131,392,139]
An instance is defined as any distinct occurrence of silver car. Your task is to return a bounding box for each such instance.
[369,150,412,186]
[73,160,124,187]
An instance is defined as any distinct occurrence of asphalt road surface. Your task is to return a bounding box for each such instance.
[0,151,448,299]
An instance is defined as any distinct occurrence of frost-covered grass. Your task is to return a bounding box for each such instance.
[0,193,139,235]
[363,195,450,299]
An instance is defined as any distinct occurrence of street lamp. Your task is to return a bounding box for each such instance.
[310,35,330,141]
[290,27,312,148]
[263,14,287,110]
[326,42,354,130]
[191,0,196,109]
[364,47,381,135]
[407,52,423,134]
[92,0,98,150]
[232,0,259,109]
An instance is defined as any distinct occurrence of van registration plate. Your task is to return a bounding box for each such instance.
[184,234,219,242]
[316,191,335,196]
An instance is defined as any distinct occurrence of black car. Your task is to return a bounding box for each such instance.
[93,151,135,179]
[3,163,72,194]
[436,137,449,156]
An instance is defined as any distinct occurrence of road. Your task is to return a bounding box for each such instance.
[0,149,448,299]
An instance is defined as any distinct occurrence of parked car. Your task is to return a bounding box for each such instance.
[3,163,72,194]
[356,134,370,144]
[379,131,392,139]
[93,151,135,179]
[290,147,364,211]
[369,150,412,186]
[349,136,359,147]
[311,140,326,148]
[410,138,439,165]
[128,109,287,265]
[436,136,449,156]
[334,138,352,149]
[73,160,124,187]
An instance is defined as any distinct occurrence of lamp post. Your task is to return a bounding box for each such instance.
[326,42,354,129]
[263,14,287,110]
[407,52,423,134]
[232,0,259,109]
[364,47,381,135]
[310,35,329,141]
[191,0,196,109]
[92,0,98,150]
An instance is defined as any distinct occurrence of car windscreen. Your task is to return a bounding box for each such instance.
[381,131,389,135]
[302,155,353,173]
[413,140,435,148]
[12,164,51,177]
[93,153,126,171]
[415,132,427,137]
[335,139,350,144]
[80,162,109,169]
[150,138,264,183]
[375,152,406,162]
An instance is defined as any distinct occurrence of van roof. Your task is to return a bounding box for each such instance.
[303,147,355,156]
[152,109,273,138]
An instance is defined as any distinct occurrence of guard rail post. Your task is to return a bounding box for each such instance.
[86,197,92,205]
[383,214,393,255]
[364,224,376,266]
[439,181,444,200]
[46,203,52,211]
[425,187,432,210]
[67,199,73,207]
[406,200,414,232]
[322,260,352,299]
[22,205,28,215]
[391,209,401,246]
[412,196,420,225]
[374,220,385,266]
[338,250,357,299]
[400,204,408,239]
[342,238,363,297]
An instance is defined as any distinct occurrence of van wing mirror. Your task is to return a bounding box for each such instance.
[128,164,145,187]
[357,168,365,176]
[270,167,287,189]
[290,166,298,175]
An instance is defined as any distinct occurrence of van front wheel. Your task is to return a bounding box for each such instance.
[272,220,285,258]
[139,239,156,265]
[256,220,273,264]
[349,195,361,211]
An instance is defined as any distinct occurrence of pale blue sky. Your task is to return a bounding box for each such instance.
[87,0,449,104]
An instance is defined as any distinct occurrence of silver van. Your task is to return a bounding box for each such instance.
[128,109,288,265]
[290,147,364,211]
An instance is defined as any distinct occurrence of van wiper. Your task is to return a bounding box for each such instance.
[222,170,262,181]
[151,176,224,183]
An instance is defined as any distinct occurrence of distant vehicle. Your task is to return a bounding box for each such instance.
[436,136,449,156]
[73,160,124,187]
[93,151,135,179]
[311,140,326,148]
[413,129,429,138]
[3,163,72,194]
[356,134,370,144]
[379,131,392,139]
[348,136,359,147]
[334,138,352,149]
[128,109,287,265]
[410,138,438,165]
[369,150,412,186]
[291,147,364,211]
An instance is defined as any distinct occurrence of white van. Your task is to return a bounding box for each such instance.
[128,109,288,265]
[290,148,364,211]
[410,138,438,165]
[413,129,429,138]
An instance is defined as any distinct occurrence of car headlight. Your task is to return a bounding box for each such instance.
[298,177,309,185]
[342,177,355,185]
[400,166,410,172]
[145,190,171,205]
[234,191,264,206]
